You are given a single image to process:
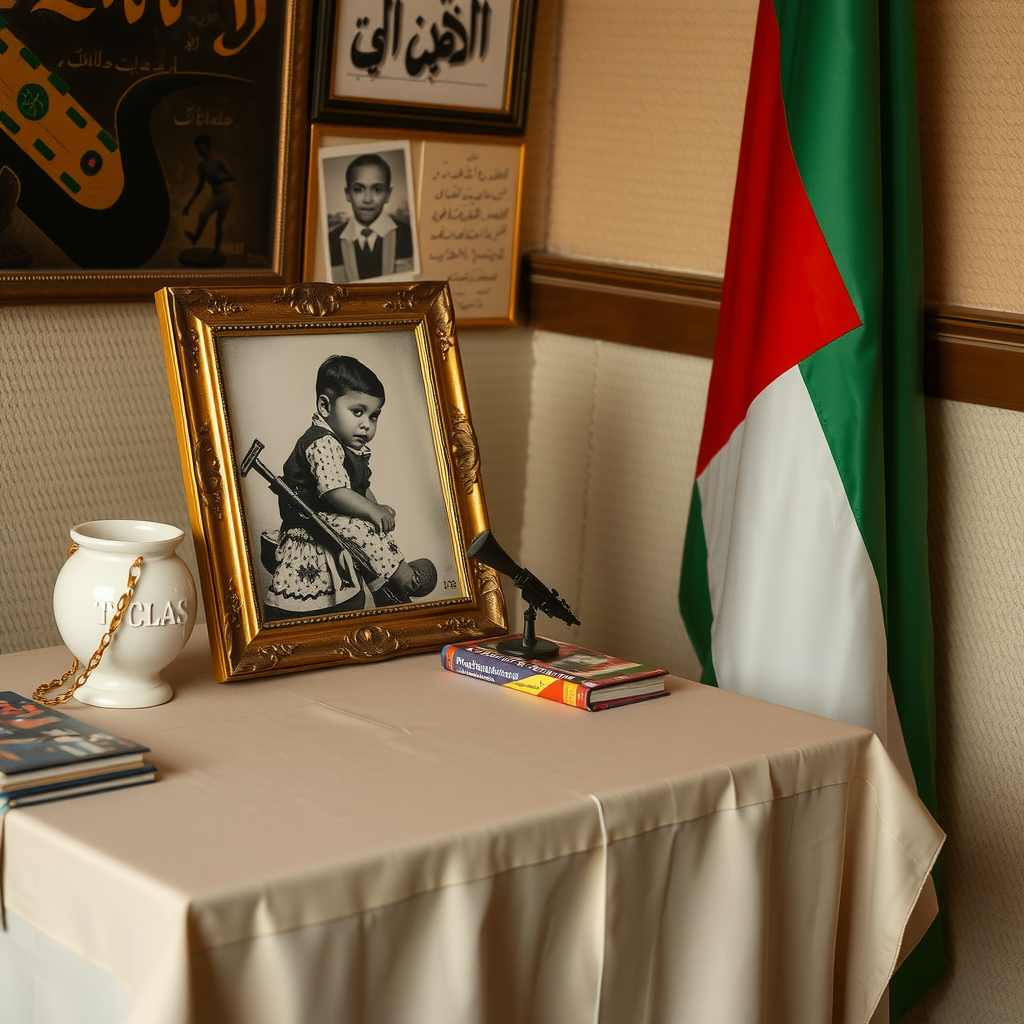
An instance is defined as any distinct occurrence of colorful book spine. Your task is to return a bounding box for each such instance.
[443,644,594,708]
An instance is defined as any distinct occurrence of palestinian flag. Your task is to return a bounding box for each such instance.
[678,0,943,1017]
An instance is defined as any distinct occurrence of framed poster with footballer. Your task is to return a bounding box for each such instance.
[0,1,309,302]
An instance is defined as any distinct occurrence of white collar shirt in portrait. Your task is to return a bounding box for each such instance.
[339,212,397,250]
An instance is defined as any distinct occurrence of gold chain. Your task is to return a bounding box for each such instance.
[32,545,144,706]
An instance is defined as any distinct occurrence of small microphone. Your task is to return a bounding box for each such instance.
[467,530,579,660]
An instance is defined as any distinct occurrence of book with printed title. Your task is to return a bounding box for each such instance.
[0,692,154,808]
[441,638,668,711]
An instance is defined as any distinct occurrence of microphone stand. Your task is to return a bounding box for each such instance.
[501,603,560,659]
[467,530,579,661]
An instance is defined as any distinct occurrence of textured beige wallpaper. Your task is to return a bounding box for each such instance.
[0,303,204,654]
[517,0,564,253]
[546,0,757,273]
[917,0,1024,312]
[547,0,1024,316]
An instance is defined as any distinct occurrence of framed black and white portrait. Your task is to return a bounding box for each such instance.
[304,125,526,327]
[318,140,421,284]
[223,328,458,621]
[158,281,507,682]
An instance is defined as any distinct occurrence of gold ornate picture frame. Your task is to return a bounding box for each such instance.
[157,281,507,682]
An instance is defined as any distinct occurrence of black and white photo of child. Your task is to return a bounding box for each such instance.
[318,141,420,283]
[263,355,438,618]
[219,329,463,623]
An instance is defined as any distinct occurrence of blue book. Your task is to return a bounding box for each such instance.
[0,764,157,811]
[0,691,149,784]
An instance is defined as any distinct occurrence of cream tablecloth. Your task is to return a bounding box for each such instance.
[0,634,943,1024]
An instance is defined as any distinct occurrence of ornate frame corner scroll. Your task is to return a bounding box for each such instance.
[157,280,507,682]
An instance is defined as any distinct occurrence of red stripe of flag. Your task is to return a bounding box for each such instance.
[695,0,862,477]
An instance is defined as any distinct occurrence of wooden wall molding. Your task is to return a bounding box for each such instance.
[923,307,1024,412]
[523,252,1024,412]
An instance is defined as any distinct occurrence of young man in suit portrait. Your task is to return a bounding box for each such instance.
[328,153,415,282]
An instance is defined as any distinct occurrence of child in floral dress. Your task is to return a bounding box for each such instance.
[263,355,436,619]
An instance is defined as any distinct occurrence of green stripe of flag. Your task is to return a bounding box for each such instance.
[772,2,941,1018]
[876,3,943,1016]
[679,484,717,687]
[774,0,888,601]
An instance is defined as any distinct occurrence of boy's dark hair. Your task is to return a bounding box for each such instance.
[345,153,391,190]
[316,355,385,403]
[194,134,211,149]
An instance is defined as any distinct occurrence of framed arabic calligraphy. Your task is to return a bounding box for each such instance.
[156,281,508,681]
[305,124,524,326]
[311,0,537,135]
[0,1,309,303]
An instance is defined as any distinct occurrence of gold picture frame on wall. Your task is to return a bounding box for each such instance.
[306,124,525,327]
[156,281,507,682]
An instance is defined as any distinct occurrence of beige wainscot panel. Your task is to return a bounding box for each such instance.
[519,331,711,680]
[905,398,1024,1023]
[518,332,600,621]
[457,325,535,615]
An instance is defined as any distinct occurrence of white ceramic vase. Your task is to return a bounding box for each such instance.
[53,520,196,709]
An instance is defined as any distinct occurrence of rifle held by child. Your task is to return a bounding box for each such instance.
[240,438,377,581]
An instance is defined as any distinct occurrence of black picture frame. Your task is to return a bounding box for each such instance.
[311,0,537,135]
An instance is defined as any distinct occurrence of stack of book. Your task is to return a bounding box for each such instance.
[441,637,669,711]
[0,691,155,813]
